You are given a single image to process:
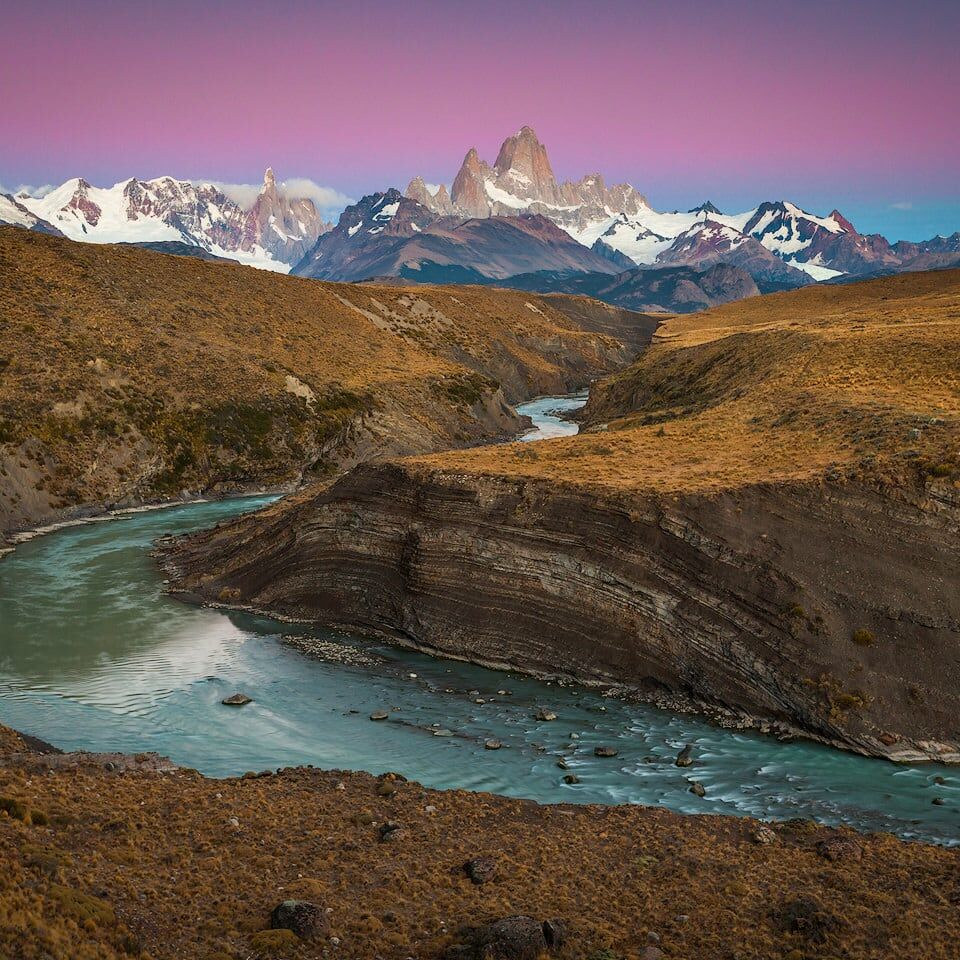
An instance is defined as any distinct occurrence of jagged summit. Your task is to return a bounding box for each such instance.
[409,125,649,234]
[689,201,723,215]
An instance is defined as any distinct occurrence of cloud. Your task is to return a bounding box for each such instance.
[889,201,914,211]
[204,177,352,220]
[0,182,56,198]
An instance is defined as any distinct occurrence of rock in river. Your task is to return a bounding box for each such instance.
[221,693,252,706]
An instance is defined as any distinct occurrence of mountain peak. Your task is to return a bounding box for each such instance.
[829,209,856,233]
[493,125,560,205]
[264,167,276,186]
[689,201,723,215]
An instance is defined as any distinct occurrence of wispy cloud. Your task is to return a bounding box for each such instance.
[203,177,352,219]
[889,201,914,211]
[0,181,57,198]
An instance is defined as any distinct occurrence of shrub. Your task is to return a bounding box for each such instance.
[851,628,875,646]
[49,884,116,926]
[250,929,300,956]
[0,796,29,822]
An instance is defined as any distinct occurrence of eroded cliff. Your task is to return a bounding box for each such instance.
[163,270,960,760]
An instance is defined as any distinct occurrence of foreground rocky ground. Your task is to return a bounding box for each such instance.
[2,724,959,960]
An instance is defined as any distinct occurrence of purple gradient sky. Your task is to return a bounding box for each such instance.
[2,0,958,239]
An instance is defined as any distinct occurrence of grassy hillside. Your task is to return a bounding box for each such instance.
[0,228,638,533]
[417,269,960,493]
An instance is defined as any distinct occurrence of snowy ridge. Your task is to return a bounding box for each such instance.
[13,170,327,270]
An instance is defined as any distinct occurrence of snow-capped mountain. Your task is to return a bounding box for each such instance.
[405,126,942,283]
[0,193,62,235]
[654,219,814,292]
[409,125,648,235]
[8,169,329,271]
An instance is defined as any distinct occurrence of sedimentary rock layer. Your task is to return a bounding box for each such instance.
[163,461,960,761]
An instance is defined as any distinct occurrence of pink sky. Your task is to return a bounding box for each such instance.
[2,0,958,238]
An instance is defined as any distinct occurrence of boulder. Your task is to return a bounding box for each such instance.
[379,821,406,842]
[674,744,693,767]
[815,835,863,863]
[221,693,252,706]
[270,899,329,939]
[474,915,547,959]
[594,746,618,758]
[750,824,777,845]
[463,856,498,885]
[772,895,841,944]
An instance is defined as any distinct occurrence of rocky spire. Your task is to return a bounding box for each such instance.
[450,147,493,218]
[492,125,562,205]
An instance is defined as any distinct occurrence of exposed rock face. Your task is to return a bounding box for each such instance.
[163,459,960,762]
[418,126,649,233]
[405,176,454,215]
[451,148,496,218]
[492,125,564,206]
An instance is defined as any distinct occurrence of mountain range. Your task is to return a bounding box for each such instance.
[2,169,329,270]
[4,126,958,311]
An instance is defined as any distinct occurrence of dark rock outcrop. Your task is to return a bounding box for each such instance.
[270,899,329,939]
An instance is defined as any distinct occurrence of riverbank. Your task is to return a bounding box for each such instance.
[2,722,959,960]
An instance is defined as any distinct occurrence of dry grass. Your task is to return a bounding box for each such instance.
[2,740,959,960]
[415,270,960,494]
[0,229,621,528]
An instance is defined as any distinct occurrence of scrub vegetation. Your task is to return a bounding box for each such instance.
[0,228,628,533]
[418,269,960,495]
[1,728,959,959]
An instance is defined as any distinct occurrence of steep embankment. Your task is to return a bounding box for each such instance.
[165,270,960,760]
[0,228,654,537]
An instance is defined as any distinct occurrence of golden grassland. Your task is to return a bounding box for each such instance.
[2,733,959,960]
[413,270,960,494]
[0,229,624,527]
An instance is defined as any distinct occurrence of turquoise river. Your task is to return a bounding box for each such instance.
[0,394,957,845]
